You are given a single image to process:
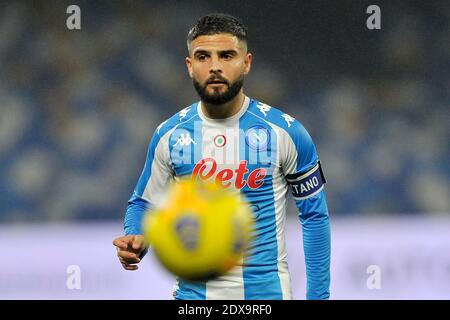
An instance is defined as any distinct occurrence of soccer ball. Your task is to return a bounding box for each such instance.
[143,179,254,281]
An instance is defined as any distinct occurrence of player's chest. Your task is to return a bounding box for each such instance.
[170,125,279,190]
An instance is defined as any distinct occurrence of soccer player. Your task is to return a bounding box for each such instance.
[113,13,330,300]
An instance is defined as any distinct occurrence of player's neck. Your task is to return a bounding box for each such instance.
[201,91,246,120]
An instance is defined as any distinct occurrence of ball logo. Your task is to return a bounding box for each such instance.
[174,214,200,251]
[192,158,266,189]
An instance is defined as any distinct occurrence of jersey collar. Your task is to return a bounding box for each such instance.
[197,96,250,125]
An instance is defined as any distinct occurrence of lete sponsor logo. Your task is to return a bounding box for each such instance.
[192,158,266,189]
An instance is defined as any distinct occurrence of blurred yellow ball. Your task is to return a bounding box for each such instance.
[143,179,254,281]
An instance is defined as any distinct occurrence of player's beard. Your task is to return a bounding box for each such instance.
[193,73,244,106]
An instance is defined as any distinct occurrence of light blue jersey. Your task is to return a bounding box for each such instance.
[124,96,330,300]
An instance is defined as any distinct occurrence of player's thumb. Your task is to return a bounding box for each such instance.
[132,235,145,250]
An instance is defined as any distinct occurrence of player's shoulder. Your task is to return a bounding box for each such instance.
[247,98,309,139]
[247,98,317,158]
[154,102,200,137]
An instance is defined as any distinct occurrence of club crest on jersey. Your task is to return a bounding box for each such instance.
[245,126,270,151]
[192,158,266,189]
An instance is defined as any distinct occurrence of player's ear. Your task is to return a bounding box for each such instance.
[243,52,252,75]
[185,57,193,78]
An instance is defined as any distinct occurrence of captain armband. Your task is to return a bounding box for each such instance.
[285,161,327,200]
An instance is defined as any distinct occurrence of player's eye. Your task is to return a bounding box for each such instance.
[222,53,234,60]
[197,54,208,61]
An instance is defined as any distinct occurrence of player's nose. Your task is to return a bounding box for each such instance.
[209,56,223,74]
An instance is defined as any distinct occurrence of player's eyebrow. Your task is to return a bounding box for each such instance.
[193,49,238,56]
[193,49,210,56]
[218,50,238,56]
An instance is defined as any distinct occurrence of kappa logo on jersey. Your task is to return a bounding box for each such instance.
[192,158,266,189]
[281,113,295,127]
[245,126,270,151]
[173,133,196,147]
[179,107,191,121]
[256,102,271,117]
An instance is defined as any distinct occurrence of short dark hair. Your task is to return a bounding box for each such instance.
[187,13,248,48]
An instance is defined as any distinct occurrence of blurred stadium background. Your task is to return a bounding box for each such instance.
[0,0,448,299]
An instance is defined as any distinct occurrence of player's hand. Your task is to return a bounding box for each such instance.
[113,235,145,271]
